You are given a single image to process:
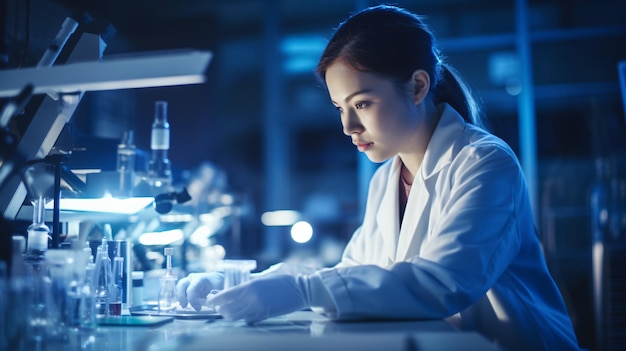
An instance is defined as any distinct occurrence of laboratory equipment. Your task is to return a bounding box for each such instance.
[80,260,97,329]
[45,249,85,340]
[153,187,192,214]
[1,267,31,350]
[88,238,132,307]
[84,241,93,263]
[215,259,257,290]
[103,223,113,241]
[131,271,144,306]
[116,130,136,197]
[203,260,257,313]
[10,236,27,277]
[111,250,124,316]
[158,247,177,312]
[21,160,59,250]
[25,195,49,263]
[148,101,172,193]
[93,238,115,318]
[0,28,211,220]
[129,304,222,319]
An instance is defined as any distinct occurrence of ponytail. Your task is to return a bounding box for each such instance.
[434,64,483,127]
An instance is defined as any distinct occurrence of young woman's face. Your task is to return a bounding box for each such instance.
[325,60,421,163]
[326,60,419,162]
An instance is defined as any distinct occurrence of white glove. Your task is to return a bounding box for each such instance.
[207,273,310,324]
[254,262,319,277]
[176,272,224,311]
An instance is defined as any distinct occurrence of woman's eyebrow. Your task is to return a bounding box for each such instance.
[331,88,374,105]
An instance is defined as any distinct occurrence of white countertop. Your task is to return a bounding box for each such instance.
[36,310,501,351]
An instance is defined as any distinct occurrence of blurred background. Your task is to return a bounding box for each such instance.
[1,0,626,349]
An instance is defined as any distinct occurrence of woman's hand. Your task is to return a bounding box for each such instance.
[207,274,310,324]
[176,272,224,311]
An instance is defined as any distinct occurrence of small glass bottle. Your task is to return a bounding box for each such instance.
[148,101,172,193]
[24,195,49,272]
[93,238,114,318]
[158,247,177,312]
[116,130,136,197]
[110,253,124,316]
[80,261,96,329]
[10,236,27,277]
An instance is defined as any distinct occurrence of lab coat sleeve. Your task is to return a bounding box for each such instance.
[317,142,525,320]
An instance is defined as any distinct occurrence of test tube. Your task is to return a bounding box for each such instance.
[110,253,124,316]
[215,259,257,290]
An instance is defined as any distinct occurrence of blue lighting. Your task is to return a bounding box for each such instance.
[280,34,326,74]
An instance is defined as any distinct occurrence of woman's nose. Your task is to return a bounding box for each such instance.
[341,110,362,136]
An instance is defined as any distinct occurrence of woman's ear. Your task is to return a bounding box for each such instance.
[411,70,430,105]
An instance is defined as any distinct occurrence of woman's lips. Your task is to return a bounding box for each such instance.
[356,142,373,152]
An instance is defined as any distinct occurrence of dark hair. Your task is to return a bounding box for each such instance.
[316,5,481,126]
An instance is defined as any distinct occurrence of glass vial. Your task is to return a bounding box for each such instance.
[110,255,124,316]
[148,101,172,193]
[26,196,49,255]
[93,238,114,318]
[131,271,144,306]
[116,130,136,197]
[158,247,177,312]
[80,262,96,329]
[24,196,49,275]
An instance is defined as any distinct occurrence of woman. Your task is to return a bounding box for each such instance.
[177,5,581,351]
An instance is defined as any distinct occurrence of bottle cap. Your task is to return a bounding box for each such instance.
[132,271,144,280]
[12,236,25,254]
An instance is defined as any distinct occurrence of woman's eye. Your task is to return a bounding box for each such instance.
[335,106,343,113]
[355,102,367,109]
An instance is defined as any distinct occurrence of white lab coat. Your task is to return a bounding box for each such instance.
[309,104,581,351]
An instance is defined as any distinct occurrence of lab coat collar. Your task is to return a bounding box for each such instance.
[387,103,467,260]
[419,103,467,180]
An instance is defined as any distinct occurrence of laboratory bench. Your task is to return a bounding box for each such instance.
[37,310,502,351]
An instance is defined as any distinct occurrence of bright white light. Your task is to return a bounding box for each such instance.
[261,210,300,226]
[138,229,184,246]
[160,213,194,223]
[189,224,212,247]
[46,196,153,214]
[290,221,313,244]
[189,216,224,246]
[220,194,234,205]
